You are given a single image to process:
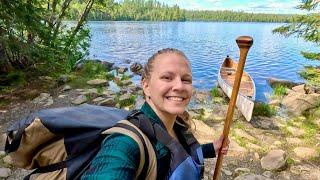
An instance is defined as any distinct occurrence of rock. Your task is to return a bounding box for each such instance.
[87,79,108,86]
[191,120,215,144]
[98,98,116,107]
[277,171,291,180]
[32,93,50,103]
[234,129,256,141]
[290,165,311,174]
[268,99,281,106]
[3,155,13,165]
[58,95,67,99]
[251,116,279,130]
[228,140,248,157]
[0,151,5,156]
[260,149,286,171]
[44,97,53,107]
[286,137,302,145]
[254,152,260,160]
[234,173,272,180]
[124,59,131,64]
[292,84,306,94]
[287,126,305,137]
[100,61,114,70]
[282,92,320,115]
[293,147,317,160]
[262,171,273,178]
[194,91,209,102]
[62,85,72,91]
[0,168,12,178]
[247,143,262,151]
[119,94,132,102]
[118,67,128,74]
[71,95,87,105]
[234,167,250,175]
[92,97,105,103]
[305,84,320,94]
[57,75,70,85]
[130,62,143,75]
[221,168,232,176]
[102,90,116,96]
[122,79,132,86]
[267,77,301,88]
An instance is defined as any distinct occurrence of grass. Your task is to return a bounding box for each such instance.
[69,61,110,89]
[117,94,137,108]
[210,86,220,98]
[253,102,277,117]
[272,84,287,98]
[299,66,320,86]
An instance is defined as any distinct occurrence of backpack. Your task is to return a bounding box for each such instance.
[4,104,157,180]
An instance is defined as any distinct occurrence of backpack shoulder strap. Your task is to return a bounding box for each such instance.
[102,120,157,180]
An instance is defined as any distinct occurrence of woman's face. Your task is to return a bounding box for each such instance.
[142,53,193,117]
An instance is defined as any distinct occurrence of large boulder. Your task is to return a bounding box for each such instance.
[267,78,301,88]
[261,149,286,171]
[87,79,108,86]
[293,147,318,160]
[282,92,320,115]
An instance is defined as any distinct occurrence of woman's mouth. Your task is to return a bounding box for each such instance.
[166,96,185,102]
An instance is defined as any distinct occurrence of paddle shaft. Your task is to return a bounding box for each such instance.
[212,36,253,180]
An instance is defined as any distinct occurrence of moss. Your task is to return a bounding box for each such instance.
[253,102,277,117]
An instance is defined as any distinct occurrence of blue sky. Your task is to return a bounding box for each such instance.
[154,0,308,14]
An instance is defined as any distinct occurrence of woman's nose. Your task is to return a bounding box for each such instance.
[172,78,184,91]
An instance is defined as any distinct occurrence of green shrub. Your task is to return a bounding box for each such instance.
[253,102,277,117]
[272,85,287,98]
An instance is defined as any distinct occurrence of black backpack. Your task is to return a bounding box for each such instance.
[4,104,157,180]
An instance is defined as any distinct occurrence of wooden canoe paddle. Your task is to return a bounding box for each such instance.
[212,36,253,180]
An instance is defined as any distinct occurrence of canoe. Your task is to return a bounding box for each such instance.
[217,56,255,121]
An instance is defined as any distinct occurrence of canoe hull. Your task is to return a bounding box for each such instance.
[218,58,255,121]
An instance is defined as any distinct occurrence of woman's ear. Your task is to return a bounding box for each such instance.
[141,78,151,97]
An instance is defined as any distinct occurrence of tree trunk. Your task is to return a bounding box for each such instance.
[52,0,72,39]
[65,0,94,49]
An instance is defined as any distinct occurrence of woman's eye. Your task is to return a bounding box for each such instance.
[182,78,192,83]
[161,76,171,80]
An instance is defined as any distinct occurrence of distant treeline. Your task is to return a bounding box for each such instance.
[185,10,294,23]
[69,0,295,22]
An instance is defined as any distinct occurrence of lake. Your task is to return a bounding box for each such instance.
[87,21,319,101]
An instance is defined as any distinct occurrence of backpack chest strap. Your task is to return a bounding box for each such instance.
[102,120,157,180]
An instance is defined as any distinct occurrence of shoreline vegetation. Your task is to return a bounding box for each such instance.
[70,0,295,22]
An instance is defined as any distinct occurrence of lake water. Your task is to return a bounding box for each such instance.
[87,21,319,101]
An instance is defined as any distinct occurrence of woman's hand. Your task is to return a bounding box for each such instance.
[213,135,230,155]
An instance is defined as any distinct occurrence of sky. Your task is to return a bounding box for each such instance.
[154,0,309,14]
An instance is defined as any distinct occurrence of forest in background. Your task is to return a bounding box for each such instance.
[70,0,295,22]
[0,0,319,91]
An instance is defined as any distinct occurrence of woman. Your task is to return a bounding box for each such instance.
[82,48,229,180]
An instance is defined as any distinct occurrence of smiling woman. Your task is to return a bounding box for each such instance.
[82,48,230,180]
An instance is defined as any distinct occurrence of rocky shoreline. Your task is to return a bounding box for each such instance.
[0,61,319,179]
